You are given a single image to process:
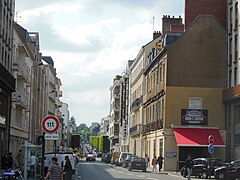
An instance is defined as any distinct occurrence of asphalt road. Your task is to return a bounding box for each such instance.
[73,158,184,180]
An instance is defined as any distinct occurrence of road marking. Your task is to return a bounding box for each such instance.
[147,178,158,180]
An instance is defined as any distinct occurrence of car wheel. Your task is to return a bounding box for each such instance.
[201,171,208,179]
[217,173,225,180]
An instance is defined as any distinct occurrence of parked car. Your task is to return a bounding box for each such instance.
[86,153,96,161]
[214,160,240,179]
[115,152,132,166]
[45,152,76,174]
[122,155,138,168]
[102,153,112,163]
[181,158,222,179]
[128,157,146,172]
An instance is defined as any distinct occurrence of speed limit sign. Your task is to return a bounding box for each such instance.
[41,115,60,134]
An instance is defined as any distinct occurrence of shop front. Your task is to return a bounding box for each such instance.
[172,126,226,171]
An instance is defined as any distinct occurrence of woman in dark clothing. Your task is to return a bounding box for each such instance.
[7,152,13,169]
[1,153,8,170]
[185,155,193,180]
[64,156,72,180]
[157,154,164,172]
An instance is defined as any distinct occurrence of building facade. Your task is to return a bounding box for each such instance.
[119,61,133,152]
[0,0,15,160]
[129,32,162,157]
[142,15,226,171]
[224,0,240,161]
[109,75,121,151]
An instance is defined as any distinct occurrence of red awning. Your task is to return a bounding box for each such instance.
[173,127,225,147]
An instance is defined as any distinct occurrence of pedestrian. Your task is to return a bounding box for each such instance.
[145,154,149,168]
[44,156,49,177]
[157,154,164,172]
[45,157,63,180]
[1,153,8,170]
[16,149,24,167]
[30,153,37,175]
[64,156,72,180]
[151,156,157,173]
[7,152,13,169]
[185,155,193,180]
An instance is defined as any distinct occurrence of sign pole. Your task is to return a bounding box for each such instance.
[41,132,45,180]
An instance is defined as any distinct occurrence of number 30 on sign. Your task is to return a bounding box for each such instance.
[41,115,60,134]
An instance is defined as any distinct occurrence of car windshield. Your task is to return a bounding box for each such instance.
[133,158,144,162]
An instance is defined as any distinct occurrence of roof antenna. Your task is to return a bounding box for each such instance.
[150,17,155,32]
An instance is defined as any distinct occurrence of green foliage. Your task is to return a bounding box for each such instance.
[89,136,106,152]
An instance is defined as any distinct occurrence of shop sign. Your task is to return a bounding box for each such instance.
[181,109,208,125]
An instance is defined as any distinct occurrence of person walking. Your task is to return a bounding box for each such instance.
[7,152,13,169]
[1,153,8,170]
[45,157,63,180]
[151,156,157,173]
[64,156,72,180]
[44,156,49,177]
[185,155,193,180]
[144,154,149,168]
[30,153,37,176]
[157,154,164,172]
[16,149,24,167]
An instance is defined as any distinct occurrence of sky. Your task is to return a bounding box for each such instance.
[15,0,184,127]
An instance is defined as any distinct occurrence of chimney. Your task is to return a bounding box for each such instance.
[153,31,161,40]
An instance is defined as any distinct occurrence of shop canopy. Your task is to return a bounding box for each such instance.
[173,127,225,147]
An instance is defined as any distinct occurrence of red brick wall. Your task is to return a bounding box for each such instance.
[185,0,226,29]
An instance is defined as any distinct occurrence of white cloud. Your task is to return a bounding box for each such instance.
[16,0,184,127]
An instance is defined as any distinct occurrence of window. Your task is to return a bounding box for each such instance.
[153,139,156,156]
[159,139,163,156]
[234,67,238,85]
[235,34,238,61]
[229,70,232,87]
[229,38,232,64]
[235,2,239,27]
[230,7,233,32]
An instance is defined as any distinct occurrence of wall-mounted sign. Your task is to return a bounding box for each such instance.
[189,97,202,109]
[166,152,177,158]
[181,109,208,125]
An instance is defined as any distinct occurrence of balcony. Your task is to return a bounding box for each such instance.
[131,96,143,111]
[114,93,120,99]
[143,120,163,134]
[129,124,147,136]
[12,92,28,109]
[13,62,30,83]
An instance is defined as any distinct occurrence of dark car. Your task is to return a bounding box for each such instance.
[214,160,240,179]
[86,153,96,161]
[128,157,146,172]
[122,155,138,168]
[181,158,222,179]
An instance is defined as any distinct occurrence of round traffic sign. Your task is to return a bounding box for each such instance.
[41,115,60,134]
[208,144,214,154]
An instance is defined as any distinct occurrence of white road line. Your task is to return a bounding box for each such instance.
[147,178,158,180]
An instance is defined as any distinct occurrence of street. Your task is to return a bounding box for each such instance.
[73,158,184,180]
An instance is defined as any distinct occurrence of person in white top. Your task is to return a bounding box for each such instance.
[30,153,37,174]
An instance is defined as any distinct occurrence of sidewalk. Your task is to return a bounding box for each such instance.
[146,166,182,177]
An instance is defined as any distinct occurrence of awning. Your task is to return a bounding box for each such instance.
[173,127,225,147]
